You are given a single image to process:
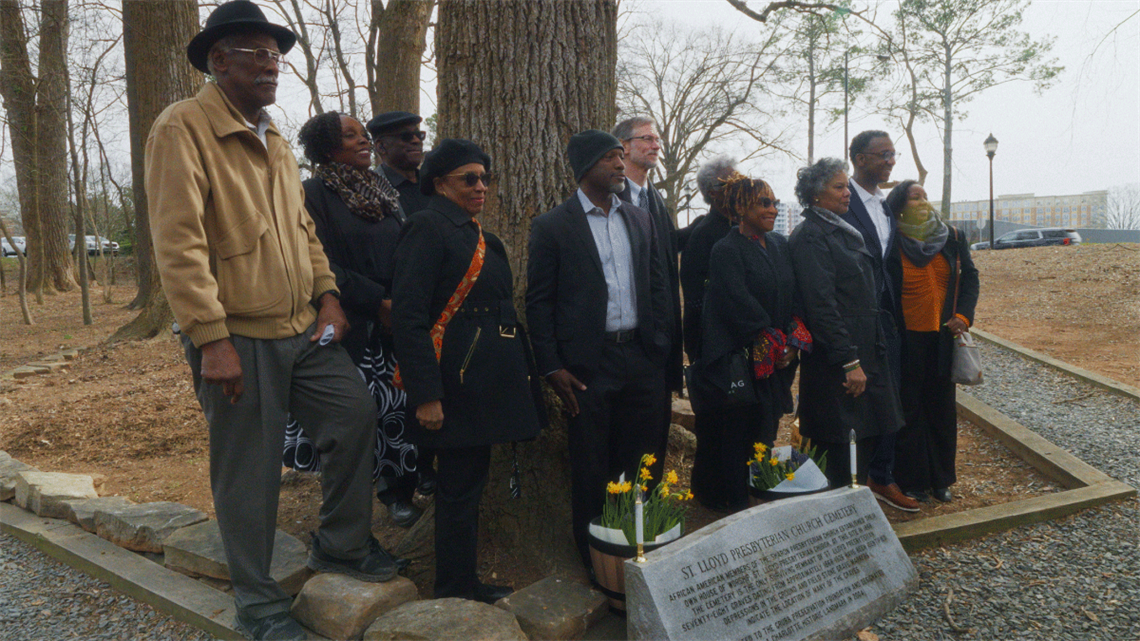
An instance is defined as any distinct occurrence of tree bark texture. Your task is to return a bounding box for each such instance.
[0,0,42,300]
[34,0,77,294]
[368,0,433,117]
[0,217,33,324]
[432,0,618,578]
[116,0,199,338]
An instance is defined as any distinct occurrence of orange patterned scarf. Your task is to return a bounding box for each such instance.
[394,222,486,390]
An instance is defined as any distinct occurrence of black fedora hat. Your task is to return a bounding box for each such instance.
[187,1,297,73]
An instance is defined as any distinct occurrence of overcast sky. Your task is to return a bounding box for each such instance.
[630,0,1140,221]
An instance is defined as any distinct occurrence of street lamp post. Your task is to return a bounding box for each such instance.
[984,133,999,247]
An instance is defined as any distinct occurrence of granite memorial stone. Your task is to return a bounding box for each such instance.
[625,487,917,641]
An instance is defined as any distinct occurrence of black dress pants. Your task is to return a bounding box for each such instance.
[895,330,958,492]
[568,340,669,567]
[691,401,779,512]
[433,444,491,599]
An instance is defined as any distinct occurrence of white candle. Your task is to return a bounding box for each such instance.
[849,429,857,479]
[635,494,644,545]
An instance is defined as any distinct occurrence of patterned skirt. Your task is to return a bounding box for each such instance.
[283,331,417,481]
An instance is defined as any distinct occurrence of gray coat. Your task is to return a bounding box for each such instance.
[789,206,903,442]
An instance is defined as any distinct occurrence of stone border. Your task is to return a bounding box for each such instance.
[971,328,1140,402]
[0,502,246,640]
[1,347,82,380]
[893,391,1137,551]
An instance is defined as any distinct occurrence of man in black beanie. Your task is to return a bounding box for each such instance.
[526,130,673,570]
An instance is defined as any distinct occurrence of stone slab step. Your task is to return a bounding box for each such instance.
[163,519,312,595]
[292,573,418,640]
[14,471,99,518]
[94,501,209,553]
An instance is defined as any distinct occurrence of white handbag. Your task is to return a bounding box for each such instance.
[951,331,983,385]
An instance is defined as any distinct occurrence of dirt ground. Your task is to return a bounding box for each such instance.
[1,243,1135,596]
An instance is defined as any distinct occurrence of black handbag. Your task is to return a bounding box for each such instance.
[723,348,758,406]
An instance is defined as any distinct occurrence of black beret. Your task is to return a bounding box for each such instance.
[419,139,492,196]
[567,130,624,182]
[187,1,297,74]
[366,111,423,138]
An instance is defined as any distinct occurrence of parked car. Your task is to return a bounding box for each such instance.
[68,234,119,256]
[1,236,26,257]
[972,228,1081,251]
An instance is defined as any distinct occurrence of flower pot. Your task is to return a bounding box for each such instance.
[586,518,681,611]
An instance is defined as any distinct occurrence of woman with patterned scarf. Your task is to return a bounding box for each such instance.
[282,112,423,540]
[689,171,811,512]
[885,180,979,504]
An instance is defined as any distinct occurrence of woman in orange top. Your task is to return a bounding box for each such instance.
[886,181,979,503]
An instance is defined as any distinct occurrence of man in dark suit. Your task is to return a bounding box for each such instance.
[613,117,683,394]
[527,130,673,568]
[841,130,919,513]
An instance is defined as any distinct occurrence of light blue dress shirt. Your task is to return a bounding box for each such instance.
[577,189,638,332]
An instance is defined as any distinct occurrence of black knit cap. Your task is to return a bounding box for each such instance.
[187,1,297,73]
[366,111,422,138]
[567,130,623,182]
[419,139,492,196]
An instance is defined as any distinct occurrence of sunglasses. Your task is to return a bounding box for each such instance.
[444,171,495,187]
[381,130,427,143]
[759,198,781,208]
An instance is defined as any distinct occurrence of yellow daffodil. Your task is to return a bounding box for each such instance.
[685,490,694,500]
[659,483,670,497]
[769,457,779,467]
[785,472,795,481]
[643,453,657,467]
[639,467,652,481]
[641,484,648,492]
[607,482,621,494]
[620,481,632,493]
[666,470,679,485]
[753,442,767,454]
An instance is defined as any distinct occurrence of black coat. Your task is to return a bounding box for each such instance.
[381,164,430,218]
[904,226,980,376]
[619,179,683,391]
[678,208,732,363]
[694,230,797,413]
[303,177,402,363]
[526,193,672,380]
[842,181,904,332]
[789,207,903,442]
[391,196,541,449]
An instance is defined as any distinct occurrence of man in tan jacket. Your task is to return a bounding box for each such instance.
[147,3,394,639]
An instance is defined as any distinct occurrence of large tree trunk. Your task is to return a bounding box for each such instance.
[113,0,200,340]
[423,0,618,580]
[367,0,434,116]
[34,0,77,294]
[0,0,42,303]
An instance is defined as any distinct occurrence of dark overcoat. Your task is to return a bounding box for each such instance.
[693,230,797,413]
[789,206,903,442]
[390,196,541,449]
[678,208,732,363]
[526,194,672,381]
[842,181,905,333]
[302,177,401,362]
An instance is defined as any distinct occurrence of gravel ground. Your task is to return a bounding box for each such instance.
[871,341,1140,641]
[0,531,212,641]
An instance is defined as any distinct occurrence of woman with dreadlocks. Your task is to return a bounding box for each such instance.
[689,172,811,512]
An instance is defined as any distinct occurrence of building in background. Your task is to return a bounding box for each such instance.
[948,190,1108,230]
[774,200,803,237]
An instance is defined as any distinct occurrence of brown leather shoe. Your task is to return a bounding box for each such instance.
[866,479,921,512]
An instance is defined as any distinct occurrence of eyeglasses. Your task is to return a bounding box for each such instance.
[229,47,286,67]
[859,150,901,161]
[381,131,427,143]
[759,198,781,208]
[444,171,495,187]
[624,135,661,145]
